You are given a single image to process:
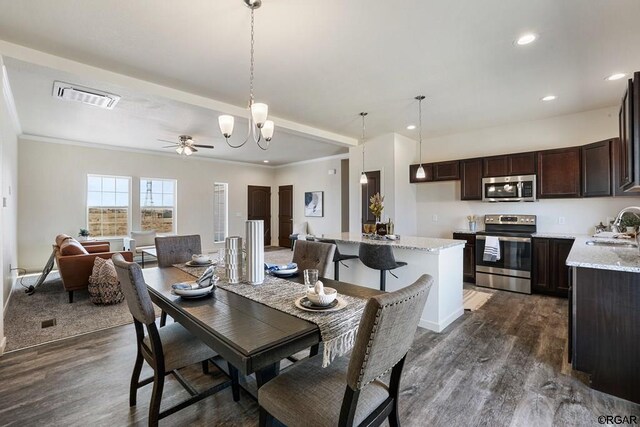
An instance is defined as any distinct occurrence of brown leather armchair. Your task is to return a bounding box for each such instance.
[54,235,133,303]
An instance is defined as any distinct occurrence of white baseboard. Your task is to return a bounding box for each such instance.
[419,307,464,333]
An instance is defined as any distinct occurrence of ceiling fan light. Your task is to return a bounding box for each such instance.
[176,146,184,155]
[360,172,368,185]
[251,103,269,127]
[184,146,194,156]
[261,120,275,141]
[416,164,426,179]
[219,115,235,138]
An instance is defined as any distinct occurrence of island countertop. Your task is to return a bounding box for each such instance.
[566,236,640,273]
[321,232,465,253]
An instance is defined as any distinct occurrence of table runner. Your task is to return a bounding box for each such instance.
[174,263,368,367]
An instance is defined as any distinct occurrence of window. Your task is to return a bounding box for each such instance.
[87,175,131,237]
[213,183,228,243]
[140,178,177,233]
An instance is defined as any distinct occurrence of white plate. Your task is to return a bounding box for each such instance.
[172,283,215,298]
[272,267,298,276]
[294,296,347,312]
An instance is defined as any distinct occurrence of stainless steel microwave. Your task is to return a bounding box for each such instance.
[482,175,537,202]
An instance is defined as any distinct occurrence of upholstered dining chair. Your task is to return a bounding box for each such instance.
[112,253,239,427]
[358,243,408,291]
[258,274,433,427]
[292,240,336,278]
[154,234,202,267]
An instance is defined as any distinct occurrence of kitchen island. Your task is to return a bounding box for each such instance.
[566,236,640,404]
[321,233,466,332]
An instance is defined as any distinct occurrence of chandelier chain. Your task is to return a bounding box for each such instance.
[249,7,255,104]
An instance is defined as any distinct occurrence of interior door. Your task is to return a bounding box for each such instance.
[248,185,271,245]
[361,170,381,225]
[278,185,293,248]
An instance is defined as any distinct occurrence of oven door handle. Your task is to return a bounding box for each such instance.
[477,235,531,243]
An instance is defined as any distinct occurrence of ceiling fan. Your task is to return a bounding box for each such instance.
[158,135,214,156]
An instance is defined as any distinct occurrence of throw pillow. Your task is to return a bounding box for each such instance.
[60,239,89,256]
[88,257,125,305]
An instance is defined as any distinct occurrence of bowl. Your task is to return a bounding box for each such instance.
[306,287,337,306]
[192,254,211,264]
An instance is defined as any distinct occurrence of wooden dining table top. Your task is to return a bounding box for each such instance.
[143,267,382,377]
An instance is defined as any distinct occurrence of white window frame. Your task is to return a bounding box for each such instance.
[86,174,132,238]
[213,182,228,243]
[139,177,178,234]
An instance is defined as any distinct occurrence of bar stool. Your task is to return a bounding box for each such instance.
[358,243,407,291]
[315,238,359,281]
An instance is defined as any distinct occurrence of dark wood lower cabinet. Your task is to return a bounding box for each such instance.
[453,233,475,283]
[572,267,640,404]
[532,237,573,297]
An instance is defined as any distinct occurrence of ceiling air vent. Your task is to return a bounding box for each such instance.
[52,81,121,109]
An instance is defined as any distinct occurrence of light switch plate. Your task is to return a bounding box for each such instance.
[432,214,438,222]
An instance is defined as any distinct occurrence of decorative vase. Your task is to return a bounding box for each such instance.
[469,221,477,232]
[245,220,264,285]
[375,221,387,236]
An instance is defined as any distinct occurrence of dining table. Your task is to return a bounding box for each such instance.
[142,266,383,394]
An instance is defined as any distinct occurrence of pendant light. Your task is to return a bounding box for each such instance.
[359,112,368,184]
[415,95,426,179]
[218,0,274,150]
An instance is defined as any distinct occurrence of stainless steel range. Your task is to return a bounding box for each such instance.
[475,214,537,294]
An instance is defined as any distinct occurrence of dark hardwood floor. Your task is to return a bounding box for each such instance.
[0,290,638,426]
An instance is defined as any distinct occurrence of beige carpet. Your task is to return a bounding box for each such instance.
[463,288,495,311]
[4,248,294,353]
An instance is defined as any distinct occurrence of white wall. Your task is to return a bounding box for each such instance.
[272,156,345,242]
[18,138,275,271]
[1,58,19,354]
[416,106,640,237]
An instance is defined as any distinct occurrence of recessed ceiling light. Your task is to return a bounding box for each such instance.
[606,73,626,81]
[406,125,416,130]
[541,95,557,102]
[516,33,537,46]
[263,160,269,163]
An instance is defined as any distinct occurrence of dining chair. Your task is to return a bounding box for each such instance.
[358,243,408,291]
[112,253,240,427]
[314,238,359,281]
[258,274,433,427]
[154,234,202,267]
[292,239,336,278]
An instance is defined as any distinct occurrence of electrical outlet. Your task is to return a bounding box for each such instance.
[432,214,438,222]
[558,216,566,225]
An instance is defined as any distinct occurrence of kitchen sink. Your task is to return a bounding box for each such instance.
[585,240,637,248]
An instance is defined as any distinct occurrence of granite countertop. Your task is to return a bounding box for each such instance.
[323,233,465,252]
[532,232,586,239]
[566,236,640,273]
[452,229,481,235]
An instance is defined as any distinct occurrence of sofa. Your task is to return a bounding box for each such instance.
[54,234,133,303]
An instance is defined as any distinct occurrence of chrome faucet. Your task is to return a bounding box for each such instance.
[612,206,640,233]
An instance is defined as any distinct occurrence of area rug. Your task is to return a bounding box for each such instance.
[463,288,494,311]
[4,249,294,353]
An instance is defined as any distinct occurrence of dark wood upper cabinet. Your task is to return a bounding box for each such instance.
[582,139,612,197]
[537,147,582,198]
[409,163,433,183]
[508,152,536,175]
[611,137,635,196]
[432,160,460,181]
[483,152,536,177]
[619,72,640,192]
[460,158,483,200]
[483,156,509,177]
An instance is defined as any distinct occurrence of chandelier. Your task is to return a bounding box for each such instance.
[218,0,274,150]
[415,95,426,179]
[359,112,368,184]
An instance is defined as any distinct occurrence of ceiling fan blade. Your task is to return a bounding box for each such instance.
[162,145,178,148]
[190,147,198,153]
[193,144,214,149]
[157,139,176,144]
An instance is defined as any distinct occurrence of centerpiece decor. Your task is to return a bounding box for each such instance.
[369,193,386,235]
